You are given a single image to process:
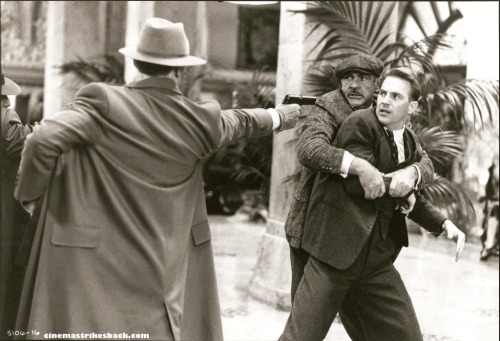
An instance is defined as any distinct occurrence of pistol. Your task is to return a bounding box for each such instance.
[282,94,317,106]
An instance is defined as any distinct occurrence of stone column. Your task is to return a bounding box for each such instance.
[43,1,124,116]
[123,1,155,84]
[248,1,307,310]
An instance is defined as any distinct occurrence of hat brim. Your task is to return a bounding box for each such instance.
[1,77,21,95]
[119,47,206,67]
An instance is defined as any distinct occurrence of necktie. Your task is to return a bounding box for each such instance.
[386,130,399,164]
[385,129,404,240]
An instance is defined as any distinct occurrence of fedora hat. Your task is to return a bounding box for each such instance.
[1,70,21,95]
[119,17,206,67]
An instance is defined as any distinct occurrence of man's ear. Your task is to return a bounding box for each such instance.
[408,101,418,115]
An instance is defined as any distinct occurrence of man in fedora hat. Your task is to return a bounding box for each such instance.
[1,71,33,336]
[13,17,300,340]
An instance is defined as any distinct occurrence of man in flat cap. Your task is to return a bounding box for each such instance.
[13,17,299,341]
[1,71,33,336]
[280,54,436,340]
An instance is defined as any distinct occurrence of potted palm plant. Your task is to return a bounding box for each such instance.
[290,1,499,234]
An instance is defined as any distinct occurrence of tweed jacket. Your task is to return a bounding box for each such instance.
[14,77,274,340]
[302,108,445,269]
[284,89,434,248]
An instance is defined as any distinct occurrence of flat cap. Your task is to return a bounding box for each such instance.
[335,53,384,78]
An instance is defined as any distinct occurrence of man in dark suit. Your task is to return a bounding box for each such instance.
[279,68,465,341]
[13,18,300,341]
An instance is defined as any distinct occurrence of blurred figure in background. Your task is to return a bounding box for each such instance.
[480,161,499,261]
[0,71,33,336]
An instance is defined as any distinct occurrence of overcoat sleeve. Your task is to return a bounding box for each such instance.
[15,83,105,203]
[216,108,274,148]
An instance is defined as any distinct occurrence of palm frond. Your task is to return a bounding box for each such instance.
[303,64,339,95]
[206,68,276,195]
[413,126,464,168]
[179,65,208,100]
[293,2,381,60]
[59,55,125,85]
[296,2,403,64]
[422,173,476,224]
[382,34,453,80]
[231,67,276,109]
[283,169,302,185]
[233,165,269,184]
[426,79,499,129]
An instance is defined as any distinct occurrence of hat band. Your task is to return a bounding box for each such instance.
[137,47,188,59]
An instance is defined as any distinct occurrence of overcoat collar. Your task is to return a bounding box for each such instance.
[126,77,183,95]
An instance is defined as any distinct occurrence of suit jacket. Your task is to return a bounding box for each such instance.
[14,77,274,340]
[302,108,445,270]
[284,89,434,248]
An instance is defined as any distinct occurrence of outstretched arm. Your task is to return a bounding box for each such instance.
[216,104,300,148]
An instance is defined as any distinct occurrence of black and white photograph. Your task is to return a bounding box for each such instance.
[1,1,498,340]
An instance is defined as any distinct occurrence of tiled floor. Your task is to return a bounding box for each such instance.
[210,214,499,341]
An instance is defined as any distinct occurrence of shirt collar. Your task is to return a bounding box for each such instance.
[385,126,406,140]
[126,76,182,95]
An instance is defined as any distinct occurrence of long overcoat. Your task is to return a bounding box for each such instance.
[14,77,274,340]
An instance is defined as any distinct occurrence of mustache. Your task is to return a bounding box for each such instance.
[347,90,362,96]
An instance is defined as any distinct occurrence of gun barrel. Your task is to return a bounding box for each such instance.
[282,94,317,106]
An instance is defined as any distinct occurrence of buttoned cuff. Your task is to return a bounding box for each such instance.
[341,151,355,178]
[266,108,281,130]
[412,164,422,189]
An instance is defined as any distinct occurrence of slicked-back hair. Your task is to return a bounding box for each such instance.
[133,60,181,77]
[377,68,421,101]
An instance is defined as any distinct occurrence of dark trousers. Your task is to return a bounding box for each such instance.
[281,229,422,341]
[289,246,366,340]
